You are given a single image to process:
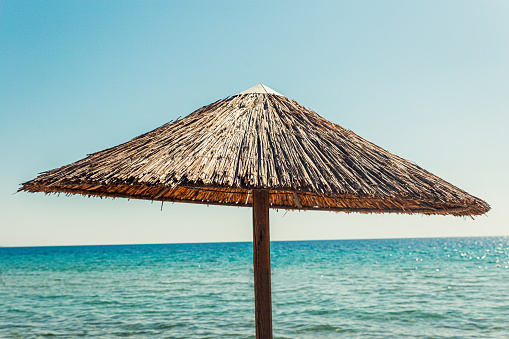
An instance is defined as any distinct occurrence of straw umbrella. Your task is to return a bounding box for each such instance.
[20,84,489,338]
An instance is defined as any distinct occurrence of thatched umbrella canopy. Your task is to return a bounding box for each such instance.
[20,84,489,338]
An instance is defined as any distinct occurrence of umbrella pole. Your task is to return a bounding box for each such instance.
[252,189,273,339]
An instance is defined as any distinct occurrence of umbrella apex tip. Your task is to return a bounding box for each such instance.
[238,84,282,96]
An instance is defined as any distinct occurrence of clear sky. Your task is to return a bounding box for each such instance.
[1,1,508,247]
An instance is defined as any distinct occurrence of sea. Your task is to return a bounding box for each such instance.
[1,237,508,338]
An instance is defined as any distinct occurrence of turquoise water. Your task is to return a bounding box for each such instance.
[1,237,508,338]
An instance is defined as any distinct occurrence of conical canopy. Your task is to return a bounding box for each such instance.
[20,84,489,216]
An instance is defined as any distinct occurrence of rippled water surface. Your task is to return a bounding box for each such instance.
[1,237,508,338]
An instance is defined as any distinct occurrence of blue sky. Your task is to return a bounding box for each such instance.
[1,1,507,246]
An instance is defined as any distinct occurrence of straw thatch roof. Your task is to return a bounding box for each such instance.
[20,84,489,216]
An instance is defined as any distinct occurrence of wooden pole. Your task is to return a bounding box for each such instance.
[252,189,273,339]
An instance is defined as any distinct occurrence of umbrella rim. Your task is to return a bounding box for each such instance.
[21,182,479,216]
